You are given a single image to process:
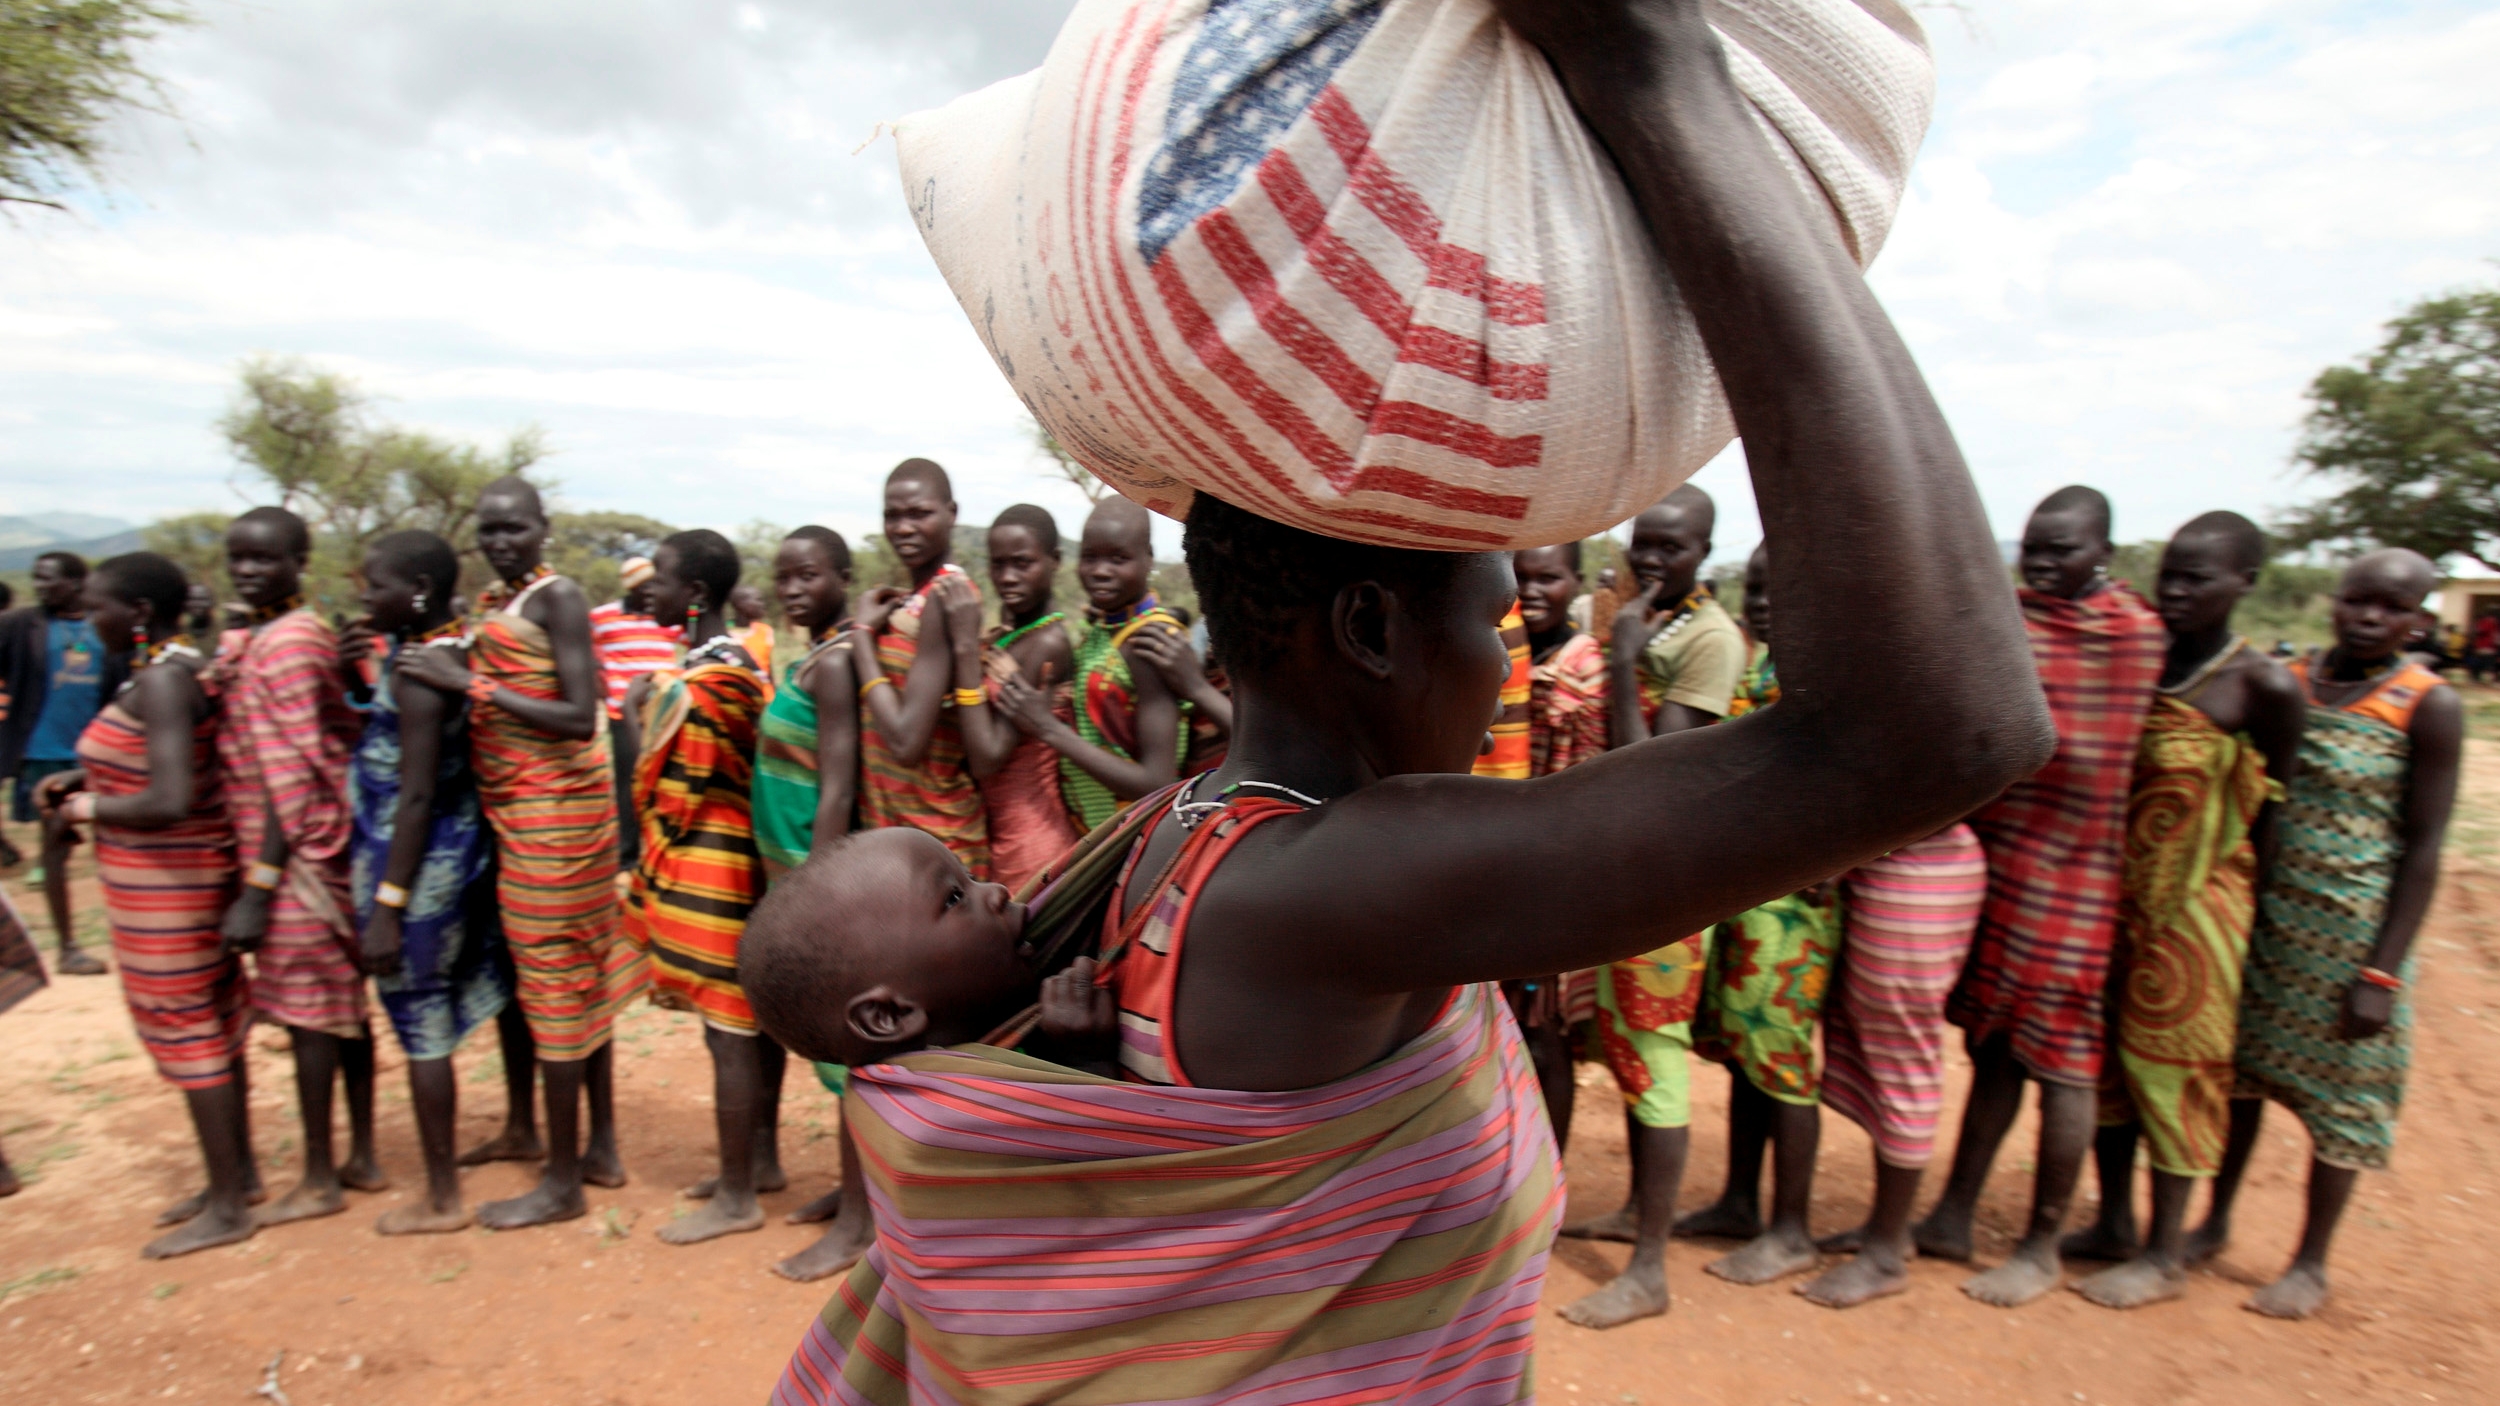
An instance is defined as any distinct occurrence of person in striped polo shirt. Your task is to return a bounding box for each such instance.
[590,557,677,869]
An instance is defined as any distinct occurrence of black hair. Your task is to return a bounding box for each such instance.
[660,528,741,608]
[32,550,89,580]
[888,457,954,500]
[2174,511,2267,573]
[2034,485,2113,544]
[784,525,853,574]
[94,552,188,633]
[1182,492,1467,678]
[478,474,547,522]
[233,505,313,556]
[1519,541,1584,578]
[741,837,868,1064]
[991,503,1061,557]
[366,529,461,599]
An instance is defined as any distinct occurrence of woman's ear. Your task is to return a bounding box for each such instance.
[1330,580,1396,681]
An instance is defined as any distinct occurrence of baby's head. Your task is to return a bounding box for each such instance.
[745,829,1037,1067]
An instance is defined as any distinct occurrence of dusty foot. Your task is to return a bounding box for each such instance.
[1912,1207,1976,1263]
[1556,1207,1639,1244]
[657,1197,766,1245]
[785,1187,844,1225]
[52,946,107,976]
[141,1202,257,1259]
[2247,1264,2330,1320]
[1559,1265,1670,1329]
[775,1215,875,1282]
[1961,1243,2063,1308]
[258,1178,347,1226]
[1814,1223,1868,1255]
[582,1145,628,1190]
[2059,1222,2140,1263]
[1672,1199,1763,1241]
[339,1153,389,1193]
[683,1168,788,1200]
[2075,1256,2187,1309]
[376,1200,473,1235]
[156,1183,269,1226]
[478,1178,587,1229]
[1707,1229,1820,1285]
[2182,1220,2231,1267]
[457,1128,545,1166]
[1800,1251,1912,1308]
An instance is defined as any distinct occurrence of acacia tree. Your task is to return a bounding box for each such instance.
[2278,286,2500,569]
[0,0,190,210]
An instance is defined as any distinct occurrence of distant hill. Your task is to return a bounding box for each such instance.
[0,516,146,574]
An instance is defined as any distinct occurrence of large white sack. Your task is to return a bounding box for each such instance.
[896,0,1932,550]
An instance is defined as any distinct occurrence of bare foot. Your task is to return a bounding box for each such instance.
[259,1179,347,1226]
[582,1145,628,1190]
[1961,1243,2063,1308]
[683,1168,788,1200]
[339,1154,388,1193]
[53,946,107,976]
[457,1129,545,1166]
[141,1202,257,1259]
[2246,1264,2330,1320]
[376,1201,473,1235]
[2182,1220,2230,1267]
[785,1187,844,1225]
[478,1178,586,1229]
[1557,1207,1638,1244]
[1815,1223,1869,1255]
[1912,1208,1975,1263]
[657,1198,766,1245]
[1707,1229,1820,1286]
[1559,1265,1670,1328]
[775,1215,875,1282]
[2059,1223,2139,1263]
[1672,1199,1762,1241]
[156,1184,270,1226]
[1800,1252,1912,1308]
[2075,1257,2187,1309]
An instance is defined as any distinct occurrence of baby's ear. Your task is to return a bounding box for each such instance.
[846,986,930,1051]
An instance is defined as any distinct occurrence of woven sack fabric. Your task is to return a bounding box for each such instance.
[897,0,1933,549]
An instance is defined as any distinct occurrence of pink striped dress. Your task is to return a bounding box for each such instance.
[1822,824,1988,1168]
[216,610,367,1038]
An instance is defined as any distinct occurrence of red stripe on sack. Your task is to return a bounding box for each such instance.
[1308,87,1546,326]
[1197,208,1384,418]
[1394,325,1548,401]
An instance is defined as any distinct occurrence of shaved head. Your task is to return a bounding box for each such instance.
[742,834,896,1065]
[1641,483,1716,537]
[2172,511,2267,574]
[1085,496,1153,551]
[888,457,955,501]
[2345,547,2438,603]
[478,474,546,522]
[2031,485,2112,545]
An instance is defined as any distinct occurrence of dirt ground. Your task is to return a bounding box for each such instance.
[4,750,2496,1406]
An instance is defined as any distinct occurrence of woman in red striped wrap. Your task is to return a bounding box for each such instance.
[214,508,384,1229]
[1919,485,2169,1308]
[745,0,2052,1394]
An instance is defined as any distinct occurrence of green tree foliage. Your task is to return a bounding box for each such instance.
[2277,285,2500,569]
[547,510,676,609]
[0,0,189,209]
[214,357,547,613]
[139,508,230,597]
[2108,540,2338,650]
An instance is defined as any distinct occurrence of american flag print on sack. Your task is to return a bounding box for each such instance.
[895,0,1935,549]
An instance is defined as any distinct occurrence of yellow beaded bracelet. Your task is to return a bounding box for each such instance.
[858,675,893,700]
[951,687,987,708]
[375,882,412,911]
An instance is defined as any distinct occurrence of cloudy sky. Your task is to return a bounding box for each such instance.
[3,0,2495,561]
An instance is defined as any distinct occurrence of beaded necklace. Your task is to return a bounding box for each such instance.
[1168,770,1327,830]
[476,563,553,613]
[407,618,467,648]
[2304,647,2407,709]
[248,592,305,626]
[2159,633,2244,698]
[1642,586,1714,650]
[682,632,746,670]
[994,610,1067,652]
[1091,594,1158,629]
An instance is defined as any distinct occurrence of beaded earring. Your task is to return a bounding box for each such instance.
[134,618,150,654]
[413,590,428,613]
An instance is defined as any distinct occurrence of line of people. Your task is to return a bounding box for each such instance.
[0,470,2447,1329]
[1503,484,2446,1325]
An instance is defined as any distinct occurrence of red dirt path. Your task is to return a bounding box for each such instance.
[4,749,2496,1406]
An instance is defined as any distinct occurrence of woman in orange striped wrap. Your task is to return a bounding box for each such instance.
[851,460,995,876]
[625,530,785,1246]
[400,477,647,1230]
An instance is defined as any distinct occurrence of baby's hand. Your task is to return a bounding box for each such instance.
[1038,956,1117,1042]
